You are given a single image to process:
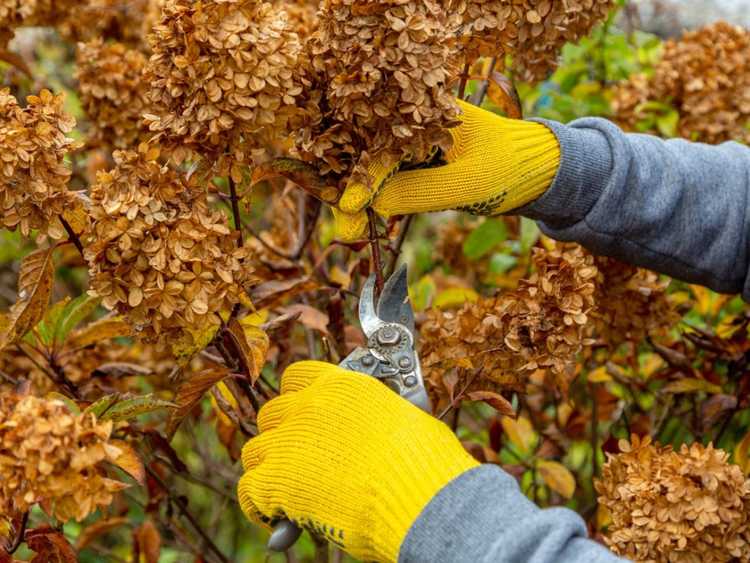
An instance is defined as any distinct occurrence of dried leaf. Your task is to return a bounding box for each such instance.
[26,527,77,563]
[467,391,515,416]
[250,277,317,309]
[277,304,330,335]
[734,430,750,474]
[662,378,722,395]
[487,72,523,119]
[67,315,132,349]
[133,520,160,563]
[501,416,537,456]
[252,158,342,205]
[166,367,230,438]
[228,318,269,383]
[0,247,55,350]
[108,440,145,485]
[76,517,129,550]
[538,460,576,499]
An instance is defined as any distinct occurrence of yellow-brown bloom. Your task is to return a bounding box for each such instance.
[597,435,750,562]
[456,0,614,82]
[76,39,151,150]
[85,149,254,347]
[421,242,598,393]
[0,394,128,522]
[0,89,81,239]
[296,0,461,188]
[613,22,750,145]
[144,0,303,173]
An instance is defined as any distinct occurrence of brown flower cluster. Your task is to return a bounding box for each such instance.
[85,149,254,347]
[144,0,303,173]
[456,0,614,82]
[597,435,750,562]
[613,22,750,145]
[297,0,461,188]
[57,0,157,47]
[76,39,151,150]
[592,256,679,347]
[0,89,81,240]
[0,393,127,522]
[421,243,598,393]
[281,0,318,39]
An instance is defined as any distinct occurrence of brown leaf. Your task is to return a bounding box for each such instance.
[0,247,55,350]
[701,394,737,431]
[250,277,318,309]
[277,304,330,335]
[76,517,129,550]
[93,363,152,378]
[501,416,537,456]
[67,315,132,349]
[227,319,269,383]
[487,72,523,119]
[467,391,515,416]
[0,50,32,78]
[662,378,722,394]
[537,460,576,499]
[26,526,77,563]
[133,520,160,563]
[166,367,230,438]
[108,440,145,485]
[734,429,750,474]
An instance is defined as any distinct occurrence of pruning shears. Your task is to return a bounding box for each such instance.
[268,264,431,552]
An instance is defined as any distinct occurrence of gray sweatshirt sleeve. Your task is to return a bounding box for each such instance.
[399,465,625,563]
[517,118,750,299]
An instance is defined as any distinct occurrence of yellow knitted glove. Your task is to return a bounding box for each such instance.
[334,99,561,241]
[237,361,479,562]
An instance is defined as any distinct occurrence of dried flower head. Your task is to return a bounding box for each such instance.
[296,0,461,189]
[613,22,750,145]
[456,0,614,82]
[56,0,156,47]
[596,435,750,562]
[144,0,304,173]
[421,243,598,394]
[85,148,254,347]
[0,394,128,522]
[281,0,318,39]
[592,256,679,347]
[76,39,151,150]
[0,89,82,239]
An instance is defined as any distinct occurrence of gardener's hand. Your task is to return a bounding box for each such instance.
[333,99,561,241]
[237,361,478,562]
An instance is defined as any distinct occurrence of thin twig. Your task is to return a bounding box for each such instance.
[457,62,471,100]
[145,465,230,563]
[210,386,256,437]
[292,197,322,260]
[386,215,414,278]
[243,219,294,260]
[228,178,244,246]
[367,209,384,293]
[438,368,482,420]
[60,216,84,257]
[590,383,599,480]
[469,57,497,107]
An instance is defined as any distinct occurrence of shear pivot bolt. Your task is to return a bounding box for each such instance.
[398,357,412,370]
[404,375,417,387]
[376,326,400,346]
[361,355,375,367]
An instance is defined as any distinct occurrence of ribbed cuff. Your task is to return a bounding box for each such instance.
[517,119,615,229]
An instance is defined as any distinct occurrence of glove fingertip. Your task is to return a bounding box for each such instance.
[339,183,372,214]
[332,208,368,242]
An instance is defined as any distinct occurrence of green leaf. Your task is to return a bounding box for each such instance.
[83,393,121,419]
[462,219,507,261]
[99,394,176,422]
[56,295,100,344]
[489,253,518,274]
[656,109,679,138]
[520,218,540,254]
[46,391,80,415]
[36,297,72,347]
[662,378,722,395]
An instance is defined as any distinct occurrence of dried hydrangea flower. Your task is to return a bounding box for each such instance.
[421,242,598,394]
[76,39,151,150]
[295,0,461,189]
[613,22,750,145]
[85,148,254,347]
[55,0,156,47]
[144,0,304,174]
[0,393,128,522]
[281,0,319,40]
[456,0,614,82]
[597,435,750,562]
[592,256,679,347]
[0,89,82,239]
